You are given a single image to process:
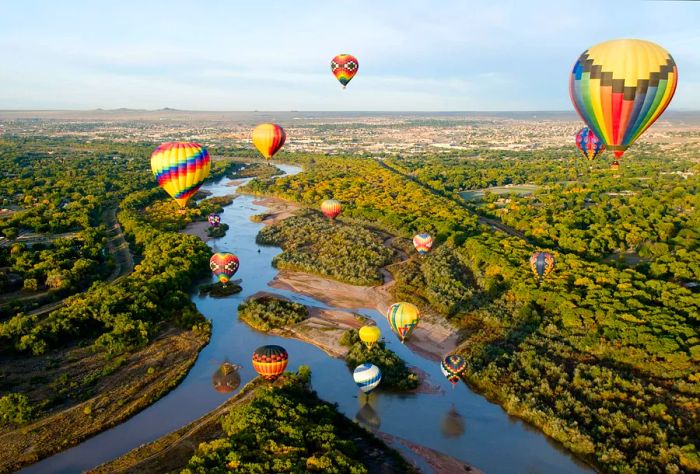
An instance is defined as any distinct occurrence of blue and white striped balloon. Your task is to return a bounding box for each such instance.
[353,363,382,394]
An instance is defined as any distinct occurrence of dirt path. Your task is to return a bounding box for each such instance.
[25,206,134,318]
[375,159,531,242]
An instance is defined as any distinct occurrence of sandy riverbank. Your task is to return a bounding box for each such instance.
[269,270,459,362]
[252,196,300,225]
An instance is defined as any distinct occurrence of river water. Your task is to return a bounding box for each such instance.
[22,165,592,474]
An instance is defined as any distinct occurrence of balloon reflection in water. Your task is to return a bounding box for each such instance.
[355,398,381,431]
[212,362,241,394]
[441,406,466,439]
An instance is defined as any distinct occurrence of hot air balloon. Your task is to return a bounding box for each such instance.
[387,302,420,343]
[252,123,286,160]
[413,233,433,255]
[212,362,241,394]
[151,142,211,208]
[252,345,288,381]
[575,127,605,161]
[610,161,621,171]
[530,252,555,284]
[441,354,467,386]
[353,363,382,394]
[570,39,678,162]
[321,199,342,220]
[331,54,359,89]
[210,252,239,284]
[359,325,381,350]
[208,213,221,227]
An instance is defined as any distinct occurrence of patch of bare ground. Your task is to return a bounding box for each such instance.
[251,196,300,226]
[378,432,484,474]
[0,326,209,474]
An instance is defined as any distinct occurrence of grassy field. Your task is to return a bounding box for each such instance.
[460,184,539,201]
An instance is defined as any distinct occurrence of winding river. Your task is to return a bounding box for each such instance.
[22,165,592,474]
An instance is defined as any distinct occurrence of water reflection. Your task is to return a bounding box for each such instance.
[212,362,242,394]
[441,406,465,439]
[355,396,382,431]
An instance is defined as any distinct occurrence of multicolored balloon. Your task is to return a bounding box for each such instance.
[530,252,555,283]
[353,363,382,394]
[208,213,221,227]
[331,54,359,88]
[252,123,286,160]
[575,127,605,161]
[413,233,434,255]
[321,199,342,220]
[151,142,211,208]
[252,345,288,381]
[570,39,678,160]
[210,252,239,284]
[387,302,420,343]
[358,325,381,350]
[441,355,467,386]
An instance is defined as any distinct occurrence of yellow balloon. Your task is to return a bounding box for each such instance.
[252,123,286,160]
[359,325,381,350]
[386,302,420,342]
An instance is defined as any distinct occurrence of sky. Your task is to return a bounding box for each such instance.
[0,0,698,111]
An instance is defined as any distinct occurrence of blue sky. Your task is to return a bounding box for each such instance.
[0,0,698,111]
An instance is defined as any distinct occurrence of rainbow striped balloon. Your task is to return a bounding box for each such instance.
[151,142,211,208]
[353,363,382,394]
[252,123,286,160]
[321,199,342,219]
[331,54,359,88]
[413,233,434,255]
[575,127,605,161]
[570,39,677,159]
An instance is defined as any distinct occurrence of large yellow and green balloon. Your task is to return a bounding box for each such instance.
[252,123,286,160]
[151,142,211,208]
[386,302,420,343]
[570,39,678,161]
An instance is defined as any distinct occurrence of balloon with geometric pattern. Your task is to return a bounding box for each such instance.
[252,345,288,381]
[440,354,467,386]
[331,54,359,89]
[386,302,420,343]
[570,39,678,160]
[529,251,555,284]
[209,252,239,284]
[151,142,211,208]
[208,213,221,227]
[575,127,605,161]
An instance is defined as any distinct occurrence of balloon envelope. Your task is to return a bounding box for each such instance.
[252,123,286,160]
[570,39,677,159]
[151,142,211,207]
[353,363,382,394]
[212,363,241,394]
[359,325,381,350]
[210,252,239,284]
[387,302,420,342]
[252,345,288,381]
[575,127,605,161]
[208,213,221,227]
[530,252,555,283]
[441,354,467,385]
[321,199,342,219]
[413,233,434,255]
[331,54,359,88]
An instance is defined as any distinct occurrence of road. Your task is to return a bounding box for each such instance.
[374,158,530,241]
[26,206,134,317]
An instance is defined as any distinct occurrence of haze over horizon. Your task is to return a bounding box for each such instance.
[1,0,698,112]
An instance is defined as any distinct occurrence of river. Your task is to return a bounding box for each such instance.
[21,164,592,474]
